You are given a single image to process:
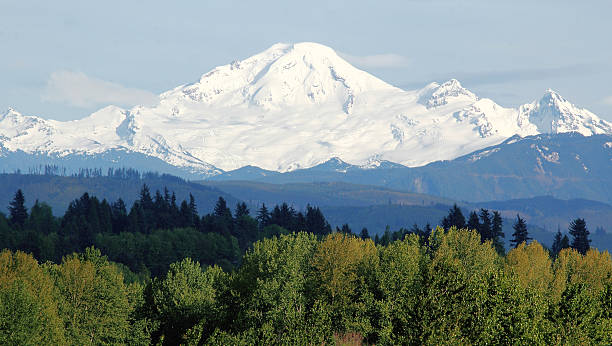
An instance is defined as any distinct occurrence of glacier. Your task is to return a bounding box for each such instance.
[1,42,610,177]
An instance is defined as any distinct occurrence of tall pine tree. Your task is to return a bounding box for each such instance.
[8,189,28,229]
[478,209,492,242]
[442,204,466,230]
[467,211,480,233]
[568,218,591,255]
[510,214,530,248]
[491,211,505,254]
[256,204,271,231]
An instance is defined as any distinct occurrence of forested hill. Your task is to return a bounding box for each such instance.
[0,171,239,215]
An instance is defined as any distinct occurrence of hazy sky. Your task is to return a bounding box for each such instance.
[2,0,611,121]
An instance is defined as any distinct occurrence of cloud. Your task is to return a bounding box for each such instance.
[42,71,158,108]
[603,96,612,105]
[338,52,410,68]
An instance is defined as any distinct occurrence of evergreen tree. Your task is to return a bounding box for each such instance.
[467,211,480,233]
[214,197,231,218]
[235,202,249,218]
[442,204,466,230]
[510,214,530,248]
[491,211,505,254]
[294,212,307,231]
[138,184,153,211]
[179,200,192,228]
[8,189,28,229]
[188,194,199,228]
[110,199,128,234]
[359,227,370,240]
[305,205,331,236]
[212,197,234,235]
[478,209,492,242]
[256,204,271,231]
[568,218,591,255]
[340,223,352,235]
[551,229,570,258]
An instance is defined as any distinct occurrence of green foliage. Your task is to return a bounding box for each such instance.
[0,250,65,345]
[146,258,228,345]
[49,247,133,344]
[375,234,425,344]
[0,187,610,344]
[233,232,320,343]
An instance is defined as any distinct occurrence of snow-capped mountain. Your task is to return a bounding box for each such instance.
[1,42,610,177]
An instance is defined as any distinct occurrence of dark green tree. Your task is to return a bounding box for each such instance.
[478,209,492,242]
[8,189,28,230]
[340,223,352,235]
[188,194,199,228]
[510,214,530,248]
[551,229,570,258]
[235,202,249,218]
[467,211,480,233]
[110,199,128,234]
[441,204,466,230]
[305,205,331,236]
[568,218,590,255]
[359,227,370,240]
[490,211,505,254]
[256,204,271,231]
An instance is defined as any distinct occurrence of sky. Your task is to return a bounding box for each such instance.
[1,0,611,121]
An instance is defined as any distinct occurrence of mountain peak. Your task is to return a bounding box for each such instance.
[162,42,397,112]
[520,90,612,136]
[418,78,477,108]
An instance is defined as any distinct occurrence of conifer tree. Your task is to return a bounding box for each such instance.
[442,204,466,230]
[551,229,570,258]
[188,194,197,216]
[359,227,370,240]
[467,211,480,233]
[110,199,128,233]
[235,202,249,218]
[510,214,530,248]
[8,189,28,230]
[491,211,505,254]
[256,204,271,230]
[478,209,492,242]
[568,218,591,255]
[340,223,352,234]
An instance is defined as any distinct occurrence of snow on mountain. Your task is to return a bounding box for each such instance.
[519,89,612,136]
[1,42,610,177]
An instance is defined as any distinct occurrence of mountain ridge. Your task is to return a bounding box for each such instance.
[1,42,611,177]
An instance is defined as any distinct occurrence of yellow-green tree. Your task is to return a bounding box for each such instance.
[50,247,133,345]
[421,227,501,344]
[504,240,554,343]
[550,248,612,343]
[0,250,65,345]
[312,232,379,341]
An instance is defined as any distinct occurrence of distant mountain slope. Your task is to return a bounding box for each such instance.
[210,133,612,204]
[0,174,239,215]
[2,42,611,177]
[200,180,455,209]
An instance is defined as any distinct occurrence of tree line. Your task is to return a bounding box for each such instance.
[1,229,610,345]
[0,186,332,277]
